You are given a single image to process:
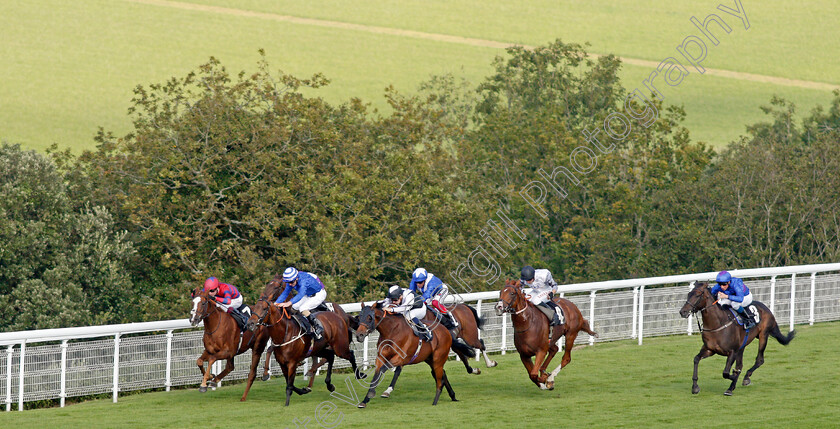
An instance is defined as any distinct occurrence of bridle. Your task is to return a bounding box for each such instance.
[685,287,734,333]
[499,285,528,316]
[194,295,222,336]
[357,303,386,337]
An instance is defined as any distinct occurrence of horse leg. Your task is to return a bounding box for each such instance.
[381,366,402,398]
[442,371,457,402]
[209,357,235,388]
[322,351,336,393]
[430,364,445,405]
[456,349,478,375]
[261,345,273,382]
[532,349,550,389]
[196,350,210,378]
[199,356,216,393]
[520,355,540,388]
[358,363,387,408]
[241,344,266,401]
[480,339,498,368]
[723,352,740,396]
[692,345,714,394]
[743,331,769,386]
[283,361,309,406]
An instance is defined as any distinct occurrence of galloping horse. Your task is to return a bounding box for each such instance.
[246,296,364,406]
[255,275,359,390]
[679,281,795,396]
[379,303,497,399]
[496,279,596,390]
[188,288,270,401]
[354,302,476,407]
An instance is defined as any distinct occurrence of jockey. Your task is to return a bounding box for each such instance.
[710,271,756,329]
[383,285,432,342]
[520,266,564,326]
[203,277,249,330]
[408,268,460,336]
[274,267,327,339]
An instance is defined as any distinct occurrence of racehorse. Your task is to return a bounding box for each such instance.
[188,288,270,401]
[679,281,795,396]
[379,303,497,399]
[496,279,597,390]
[354,302,476,407]
[246,295,364,406]
[255,275,359,390]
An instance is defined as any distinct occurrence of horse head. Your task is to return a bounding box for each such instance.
[496,279,525,316]
[354,302,382,342]
[246,297,274,332]
[189,289,215,327]
[679,281,715,318]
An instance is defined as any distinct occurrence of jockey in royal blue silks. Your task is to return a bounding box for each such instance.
[408,268,460,336]
[274,267,327,339]
[710,270,757,329]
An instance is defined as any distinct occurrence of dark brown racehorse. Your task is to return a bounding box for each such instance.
[496,279,597,390]
[246,296,364,406]
[379,303,497,399]
[354,302,476,407]
[255,275,359,390]
[188,288,270,401]
[679,281,795,396]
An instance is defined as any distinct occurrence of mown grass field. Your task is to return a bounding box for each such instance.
[1,321,837,428]
[1,0,838,152]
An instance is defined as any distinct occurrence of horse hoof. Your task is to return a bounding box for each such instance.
[380,392,390,398]
[199,386,207,393]
[261,374,271,382]
[539,383,548,390]
[327,384,335,393]
[472,368,481,375]
[691,386,700,394]
[301,387,311,394]
[724,390,733,396]
[488,361,498,368]
[451,398,459,402]
[742,378,751,386]
[546,381,555,390]
[207,381,217,388]
[357,402,367,409]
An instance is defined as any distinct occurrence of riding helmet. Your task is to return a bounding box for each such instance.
[716,271,732,284]
[521,265,535,282]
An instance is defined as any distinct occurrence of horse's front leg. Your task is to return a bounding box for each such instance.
[358,362,388,408]
[199,356,216,393]
[381,366,402,398]
[531,349,550,389]
[722,351,740,396]
[209,356,235,388]
[692,345,714,394]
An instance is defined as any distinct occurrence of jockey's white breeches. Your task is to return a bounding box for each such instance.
[292,288,327,312]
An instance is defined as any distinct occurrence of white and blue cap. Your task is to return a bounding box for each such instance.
[413,268,428,282]
[283,267,300,283]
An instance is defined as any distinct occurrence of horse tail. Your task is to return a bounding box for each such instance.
[581,318,598,338]
[768,322,796,346]
[465,304,486,329]
[451,337,477,359]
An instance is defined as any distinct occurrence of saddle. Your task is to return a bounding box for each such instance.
[428,306,458,330]
[409,319,433,342]
[312,302,336,313]
[725,304,760,328]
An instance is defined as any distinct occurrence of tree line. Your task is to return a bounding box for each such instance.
[2,41,839,331]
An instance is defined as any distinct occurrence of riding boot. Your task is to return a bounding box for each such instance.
[739,307,756,329]
[538,302,562,326]
[411,317,433,342]
[295,314,313,337]
[308,314,324,340]
[227,308,247,331]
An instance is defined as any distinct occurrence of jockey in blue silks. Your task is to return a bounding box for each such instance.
[275,267,327,339]
[710,270,756,329]
[408,268,460,336]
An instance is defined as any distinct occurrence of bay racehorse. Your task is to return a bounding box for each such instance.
[255,275,359,390]
[354,302,476,407]
[496,279,596,390]
[679,281,795,395]
[379,303,497,399]
[189,288,270,401]
[246,296,364,406]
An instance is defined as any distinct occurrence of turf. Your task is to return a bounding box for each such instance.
[1,321,836,428]
[1,1,838,153]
